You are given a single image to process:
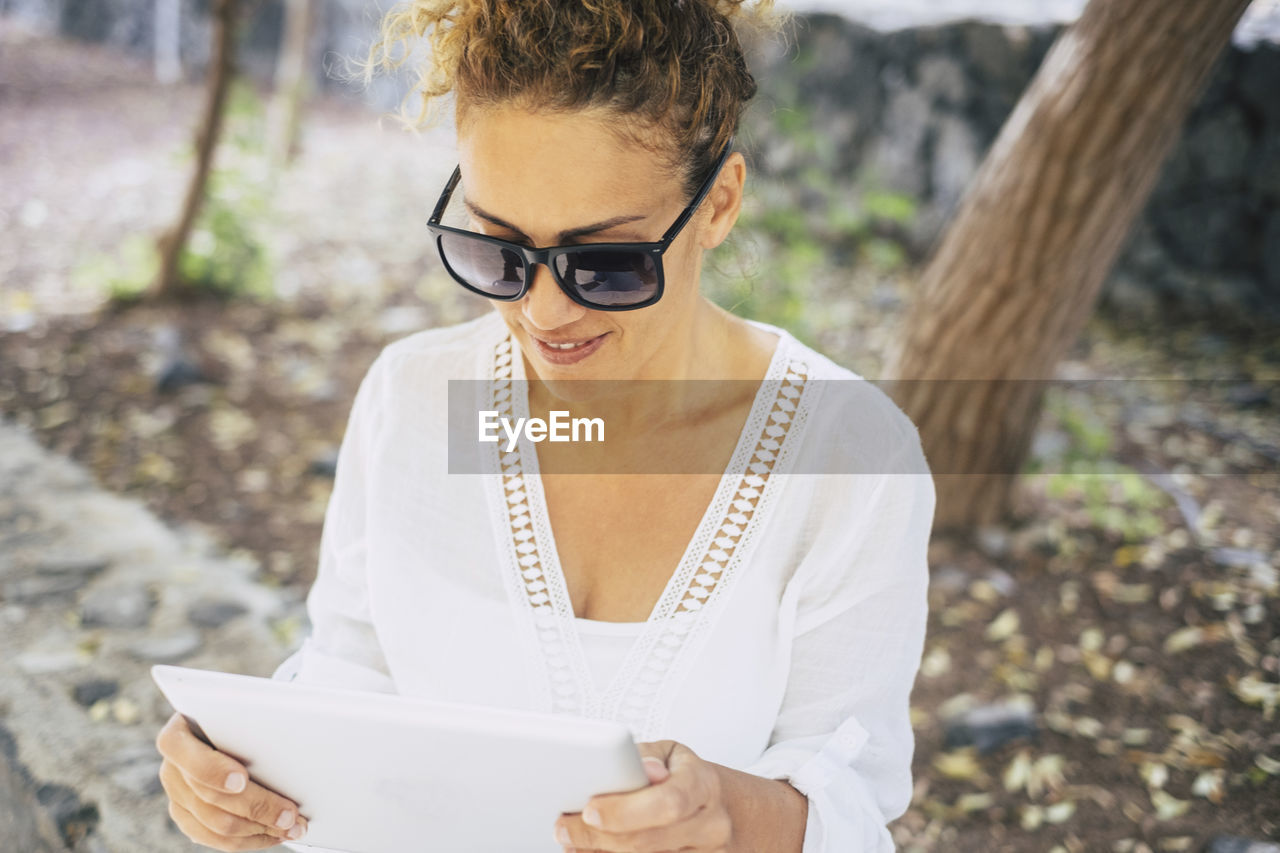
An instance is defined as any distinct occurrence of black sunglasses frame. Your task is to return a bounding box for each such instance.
[426,135,736,311]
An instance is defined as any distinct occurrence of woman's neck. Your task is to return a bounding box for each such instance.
[525,300,775,439]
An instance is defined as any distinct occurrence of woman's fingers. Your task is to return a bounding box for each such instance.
[180,763,309,838]
[159,759,306,841]
[155,712,308,843]
[168,798,281,852]
[155,713,252,795]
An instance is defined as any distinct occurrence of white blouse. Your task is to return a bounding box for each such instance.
[272,309,936,853]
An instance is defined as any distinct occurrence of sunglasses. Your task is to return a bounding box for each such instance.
[426,136,735,311]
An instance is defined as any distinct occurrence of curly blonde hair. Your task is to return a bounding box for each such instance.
[350,0,791,197]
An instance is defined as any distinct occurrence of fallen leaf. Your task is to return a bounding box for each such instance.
[987,607,1021,641]
[1045,800,1076,823]
[1191,769,1224,804]
[934,748,991,786]
[1140,761,1168,790]
[1003,748,1032,792]
[1149,789,1189,820]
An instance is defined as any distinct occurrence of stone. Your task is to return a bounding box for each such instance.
[71,679,119,708]
[17,649,88,675]
[0,723,68,852]
[916,54,968,106]
[930,115,980,215]
[976,525,1010,559]
[127,628,202,664]
[110,697,141,726]
[1202,275,1268,324]
[79,585,155,629]
[155,354,213,394]
[1209,547,1268,569]
[1152,195,1253,269]
[984,568,1017,597]
[35,782,100,848]
[1225,383,1273,408]
[34,557,109,579]
[864,78,933,197]
[2,572,89,604]
[931,565,969,594]
[107,760,163,797]
[1100,271,1163,325]
[943,696,1038,753]
[1184,104,1253,186]
[308,447,339,478]
[1238,44,1280,127]
[962,21,1030,92]
[187,597,248,629]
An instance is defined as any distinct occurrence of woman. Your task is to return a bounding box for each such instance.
[155,1,937,851]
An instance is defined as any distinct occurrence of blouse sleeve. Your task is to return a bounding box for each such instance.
[270,349,397,695]
[741,423,935,852]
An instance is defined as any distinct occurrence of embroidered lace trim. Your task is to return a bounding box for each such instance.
[487,330,812,739]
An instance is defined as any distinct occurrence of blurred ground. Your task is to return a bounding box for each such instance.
[1,16,1278,853]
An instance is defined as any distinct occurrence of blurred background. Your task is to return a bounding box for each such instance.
[0,0,1278,850]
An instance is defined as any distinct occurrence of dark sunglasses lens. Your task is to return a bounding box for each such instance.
[553,250,659,306]
[439,233,525,298]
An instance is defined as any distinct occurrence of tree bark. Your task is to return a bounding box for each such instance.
[267,0,317,169]
[881,0,1252,535]
[150,0,240,301]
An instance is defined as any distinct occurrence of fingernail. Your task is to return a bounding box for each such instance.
[583,806,601,827]
[288,821,307,840]
[556,825,570,845]
[225,772,246,792]
[276,810,295,830]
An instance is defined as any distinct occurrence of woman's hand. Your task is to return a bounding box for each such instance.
[553,739,734,853]
[155,711,310,851]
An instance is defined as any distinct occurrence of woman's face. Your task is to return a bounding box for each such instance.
[454,105,742,384]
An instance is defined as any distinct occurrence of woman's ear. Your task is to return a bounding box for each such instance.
[699,152,746,251]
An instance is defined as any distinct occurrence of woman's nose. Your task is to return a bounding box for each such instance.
[522,262,586,330]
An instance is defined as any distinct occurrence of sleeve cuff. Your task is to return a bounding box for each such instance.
[741,715,897,853]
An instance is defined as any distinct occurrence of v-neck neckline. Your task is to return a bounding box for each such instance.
[482,313,810,729]
[510,321,790,634]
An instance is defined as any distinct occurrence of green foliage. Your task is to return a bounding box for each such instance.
[861,237,907,272]
[702,229,817,342]
[1029,390,1169,543]
[71,232,161,305]
[177,78,277,301]
[81,77,278,307]
[862,189,918,225]
[1058,395,1115,460]
[703,177,920,337]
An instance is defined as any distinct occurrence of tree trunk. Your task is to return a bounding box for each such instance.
[150,0,240,301]
[267,0,317,169]
[881,0,1252,535]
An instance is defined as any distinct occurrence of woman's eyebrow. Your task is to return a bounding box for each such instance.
[462,198,648,242]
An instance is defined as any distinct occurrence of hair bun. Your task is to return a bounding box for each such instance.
[346,0,790,194]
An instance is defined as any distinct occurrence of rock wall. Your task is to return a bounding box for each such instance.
[739,13,1280,330]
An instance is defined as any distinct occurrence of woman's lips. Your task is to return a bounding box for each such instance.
[529,332,608,365]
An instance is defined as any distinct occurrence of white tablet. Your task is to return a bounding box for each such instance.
[151,665,651,853]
